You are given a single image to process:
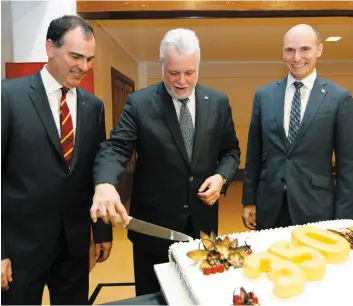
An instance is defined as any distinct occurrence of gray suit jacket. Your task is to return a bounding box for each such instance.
[242,75,353,229]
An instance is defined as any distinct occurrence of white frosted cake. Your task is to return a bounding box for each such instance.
[169,220,353,305]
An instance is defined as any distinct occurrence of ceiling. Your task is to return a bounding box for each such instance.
[97,17,353,62]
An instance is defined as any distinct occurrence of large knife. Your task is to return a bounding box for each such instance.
[97,212,193,242]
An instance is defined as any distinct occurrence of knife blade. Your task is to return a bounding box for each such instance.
[126,218,193,242]
[96,212,193,242]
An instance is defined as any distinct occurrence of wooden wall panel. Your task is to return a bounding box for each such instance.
[89,21,138,134]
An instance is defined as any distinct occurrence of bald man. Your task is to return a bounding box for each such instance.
[242,24,353,230]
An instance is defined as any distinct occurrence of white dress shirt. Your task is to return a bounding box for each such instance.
[284,70,317,137]
[40,66,77,141]
[172,90,196,128]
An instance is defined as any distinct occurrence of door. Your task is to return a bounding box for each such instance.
[111,67,135,204]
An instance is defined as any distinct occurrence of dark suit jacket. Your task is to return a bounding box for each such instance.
[1,72,112,268]
[94,82,240,252]
[242,75,353,229]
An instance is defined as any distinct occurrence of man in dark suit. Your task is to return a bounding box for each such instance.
[1,15,112,304]
[90,28,241,295]
[242,24,353,230]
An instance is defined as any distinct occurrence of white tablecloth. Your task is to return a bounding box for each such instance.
[154,263,192,305]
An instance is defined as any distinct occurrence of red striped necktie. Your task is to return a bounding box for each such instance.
[60,87,74,166]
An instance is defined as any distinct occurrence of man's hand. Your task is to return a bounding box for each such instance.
[242,205,256,230]
[197,174,224,205]
[90,183,130,226]
[1,258,12,291]
[95,242,113,263]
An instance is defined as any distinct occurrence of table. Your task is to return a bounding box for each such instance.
[154,263,192,305]
[102,263,190,305]
[102,292,166,305]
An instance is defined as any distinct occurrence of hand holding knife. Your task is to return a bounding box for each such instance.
[96,211,192,242]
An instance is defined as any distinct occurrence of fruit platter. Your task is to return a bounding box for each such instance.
[186,231,252,275]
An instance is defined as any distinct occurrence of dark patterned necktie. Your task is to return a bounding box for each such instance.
[179,98,194,162]
[288,81,303,146]
[60,87,74,166]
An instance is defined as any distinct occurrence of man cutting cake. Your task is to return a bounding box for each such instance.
[90,28,241,295]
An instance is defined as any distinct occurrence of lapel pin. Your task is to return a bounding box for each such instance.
[321,89,325,93]
[204,96,209,100]
[82,101,86,105]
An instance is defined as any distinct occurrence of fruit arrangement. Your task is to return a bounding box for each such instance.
[233,287,260,305]
[186,231,252,274]
[328,226,353,249]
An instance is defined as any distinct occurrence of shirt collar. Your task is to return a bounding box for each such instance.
[287,69,317,91]
[40,65,76,95]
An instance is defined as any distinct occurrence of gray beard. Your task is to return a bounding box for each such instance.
[163,81,196,100]
[163,81,178,99]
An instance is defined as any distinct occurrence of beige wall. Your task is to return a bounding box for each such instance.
[89,20,138,133]
[148,61,353,168]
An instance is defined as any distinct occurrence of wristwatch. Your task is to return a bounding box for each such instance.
[219,174,228,195]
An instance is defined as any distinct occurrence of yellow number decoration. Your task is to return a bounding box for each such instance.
[243,251,306,298]
[268,240,326,280]
[291,226,350,264]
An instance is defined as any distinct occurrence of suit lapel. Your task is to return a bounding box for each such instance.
[28,73,66,164]
[274,77,289,149]
[289,76,328,153]
[191,85,209,169]
[154,83,190,166]
[69,87,86,173]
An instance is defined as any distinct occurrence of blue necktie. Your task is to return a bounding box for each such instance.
[288,81,303,146]
[179,98,194,161]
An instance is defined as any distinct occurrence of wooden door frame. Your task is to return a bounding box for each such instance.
[110,66,135,125]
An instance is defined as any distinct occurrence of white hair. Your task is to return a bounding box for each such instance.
[159,28,201,63]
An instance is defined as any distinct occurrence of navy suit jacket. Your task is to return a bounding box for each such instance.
[243,75,353,229]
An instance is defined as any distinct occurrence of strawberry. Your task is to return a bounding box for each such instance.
[233,295,240,304]
[252,296,259,303]
[233,297,243,305]
[203,267,211,275]
[248,291,254,298]
[217,265,225,273]
[247,249,253,255]
[211,266,218,274]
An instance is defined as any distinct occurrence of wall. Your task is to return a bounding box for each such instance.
[89,20,139,133]
[1,0,13,79]
[147,61,353,168]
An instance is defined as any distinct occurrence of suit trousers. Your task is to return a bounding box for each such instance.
[133,215,196,297]
[257,190,292,230]
[1,231,89,305]
[274,190,293,228]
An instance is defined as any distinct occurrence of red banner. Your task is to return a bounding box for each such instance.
[5,62,95,94]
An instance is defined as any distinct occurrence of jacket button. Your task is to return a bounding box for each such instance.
[189,176,193,181]
[184,205,188,209]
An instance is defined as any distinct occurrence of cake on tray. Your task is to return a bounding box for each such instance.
[169,219,353,306]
